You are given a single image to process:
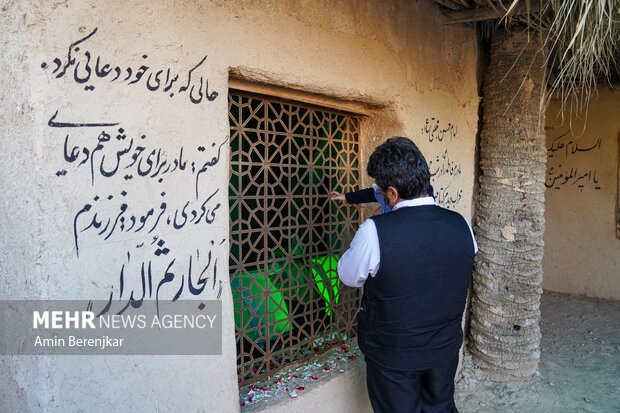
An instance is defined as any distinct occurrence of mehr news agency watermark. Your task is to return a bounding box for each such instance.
[0,300,222,355]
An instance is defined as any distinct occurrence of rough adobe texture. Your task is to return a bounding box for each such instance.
[458,292,620,412]
[543,88,620,300]
[0,0,479,410]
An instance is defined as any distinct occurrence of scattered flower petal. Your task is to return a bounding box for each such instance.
[309,376,318,380]
[296,386,305,391]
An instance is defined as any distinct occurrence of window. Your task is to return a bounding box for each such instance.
[228,90,361,385]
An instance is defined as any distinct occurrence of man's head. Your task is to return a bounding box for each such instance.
[367,137,430,204]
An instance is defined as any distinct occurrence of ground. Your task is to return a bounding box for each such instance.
[455,292,620,412]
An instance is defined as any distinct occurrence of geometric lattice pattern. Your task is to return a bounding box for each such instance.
[229,90,362,385]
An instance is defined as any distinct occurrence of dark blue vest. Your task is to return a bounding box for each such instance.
[357,204,475,370]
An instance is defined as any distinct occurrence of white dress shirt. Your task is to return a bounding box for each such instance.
[337,196,478,288]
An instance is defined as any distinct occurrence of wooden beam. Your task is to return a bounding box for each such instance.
[433,0,463,11]
[453,0,473,7]
[442,1,540,24]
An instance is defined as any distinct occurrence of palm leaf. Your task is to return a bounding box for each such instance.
[501,0,619,115]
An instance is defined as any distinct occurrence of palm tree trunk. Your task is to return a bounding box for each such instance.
[468,29,546,380]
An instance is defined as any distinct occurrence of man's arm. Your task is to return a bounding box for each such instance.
[337,219,380,287]
[345,188,376,204]
[330,188,376,204]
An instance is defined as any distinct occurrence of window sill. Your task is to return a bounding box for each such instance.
[239,339,370,412]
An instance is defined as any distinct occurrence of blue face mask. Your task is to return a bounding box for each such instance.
[372,184,391,214]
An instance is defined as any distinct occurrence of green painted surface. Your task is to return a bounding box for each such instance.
[310,255,341,315]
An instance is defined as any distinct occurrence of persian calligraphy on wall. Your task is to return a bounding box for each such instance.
[42,28,224,312]
[41,28,218,104]
[422,118,463,209]
[546,130,603,191]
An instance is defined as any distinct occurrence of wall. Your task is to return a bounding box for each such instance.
[543,88,620,300]
[0,0,479,411]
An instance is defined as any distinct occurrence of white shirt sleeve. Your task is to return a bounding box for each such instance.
[337,219,381,288]
[463,216,479,254]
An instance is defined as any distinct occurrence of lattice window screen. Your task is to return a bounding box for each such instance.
[228,90,362,385]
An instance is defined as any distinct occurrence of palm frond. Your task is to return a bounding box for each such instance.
[511,0,620,115]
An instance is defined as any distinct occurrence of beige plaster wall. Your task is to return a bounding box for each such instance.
[543,88,620,300]
[0,0,479,411]
[255,364,372,413]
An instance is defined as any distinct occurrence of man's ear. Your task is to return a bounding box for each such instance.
[385,186,399,207]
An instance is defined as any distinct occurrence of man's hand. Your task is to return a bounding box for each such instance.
[330,191,346,202]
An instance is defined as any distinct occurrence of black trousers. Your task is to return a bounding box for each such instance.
[365,354,459,413]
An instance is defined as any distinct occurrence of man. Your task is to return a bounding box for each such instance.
[338,137,477,413]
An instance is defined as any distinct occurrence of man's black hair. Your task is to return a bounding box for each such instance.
[367,136,431,200]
